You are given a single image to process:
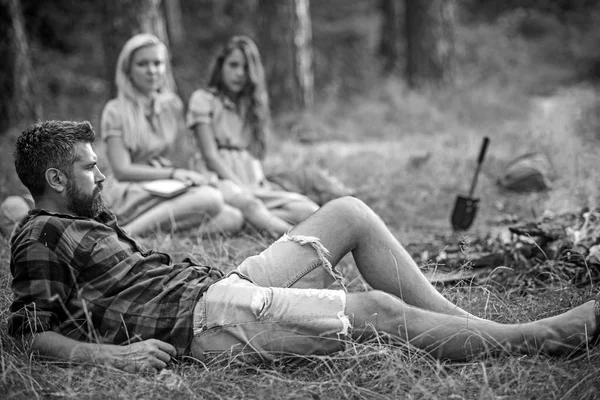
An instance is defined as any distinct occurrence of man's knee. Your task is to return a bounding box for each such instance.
[324,195,363,212]
[322,196,371,224]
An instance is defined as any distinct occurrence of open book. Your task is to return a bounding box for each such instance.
[142,179,190,199]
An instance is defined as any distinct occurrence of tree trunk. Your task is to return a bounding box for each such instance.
[163,0,184,47]
[405,0,456,88]
[102,0,175,98]
[210,0,257,32]
[0,0,42,133]
[0,1,13,132]
[378,0,403,74]
[257,0,314,113]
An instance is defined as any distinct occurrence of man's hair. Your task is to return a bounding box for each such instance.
[14,120,96,196]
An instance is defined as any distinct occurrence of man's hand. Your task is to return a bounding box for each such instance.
[29,332,177,373]
[99,339,177,373]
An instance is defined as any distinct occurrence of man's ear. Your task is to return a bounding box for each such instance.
[45,168,67,193]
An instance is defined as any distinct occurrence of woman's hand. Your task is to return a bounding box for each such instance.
[148,156,174,168]
[204,171,219,186]
[171,169,216,187]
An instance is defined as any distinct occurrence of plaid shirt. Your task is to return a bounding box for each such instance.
[8,208,223,356]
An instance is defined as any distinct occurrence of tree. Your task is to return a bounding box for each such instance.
[405,0,456,88]
[379,0,403,74]
[0,0,42,133]
[210,0,257,32]
[102,0,176,98]
[163,0,184,48]
[256,0,314,113]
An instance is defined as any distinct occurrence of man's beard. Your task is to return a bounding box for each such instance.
[66,181,104,219]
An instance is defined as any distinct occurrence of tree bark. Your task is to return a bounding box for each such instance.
[257,0,314,113]
[210,0,257,32]
[163,0,184,47]
[0,1,13,132]
[405,0,456,88]
[102,0,175,98]
[0,0,42,133]
[378,0,403,74]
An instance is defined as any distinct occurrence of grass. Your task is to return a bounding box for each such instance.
[2,5,600,400]
[3,79,600,397]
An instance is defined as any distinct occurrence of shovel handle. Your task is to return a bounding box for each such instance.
[468,136,490,198]
[477,137,490,164]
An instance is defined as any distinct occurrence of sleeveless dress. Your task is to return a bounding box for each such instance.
[186,89,317,212]
[100,93,186,225]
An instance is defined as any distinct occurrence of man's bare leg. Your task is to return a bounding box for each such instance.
[288,196,480,318]
[345,290,598,360]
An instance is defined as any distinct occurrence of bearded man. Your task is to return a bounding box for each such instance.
[7,120,600,372]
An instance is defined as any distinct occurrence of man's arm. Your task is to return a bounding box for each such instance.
[29,331,176,372]
[10,234,175,372]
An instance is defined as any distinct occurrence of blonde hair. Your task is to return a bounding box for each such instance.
[207,35,270,160]
[113,33,176,151]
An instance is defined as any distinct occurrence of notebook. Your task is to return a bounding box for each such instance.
[142,179,190,198]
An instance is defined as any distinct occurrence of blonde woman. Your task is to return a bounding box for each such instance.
[101,33,243,236]
[188,36,319,226]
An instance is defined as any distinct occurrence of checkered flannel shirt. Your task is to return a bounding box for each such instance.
[8,208,223,356]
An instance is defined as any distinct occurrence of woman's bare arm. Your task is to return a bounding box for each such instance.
[105,136,210,185]
[192,123,245,185]
[105,136,174,181]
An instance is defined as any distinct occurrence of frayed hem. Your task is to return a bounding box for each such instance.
[277,233,347,290]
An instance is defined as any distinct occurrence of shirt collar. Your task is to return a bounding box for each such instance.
[18,207,146,252]
[211,89,237,111]
[27,207,117,224]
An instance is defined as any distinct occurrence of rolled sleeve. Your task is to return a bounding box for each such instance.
[100,100,124,141]
[186,89,215,128]
[8,240,76,337]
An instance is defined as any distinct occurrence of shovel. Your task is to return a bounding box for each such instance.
[450,137,490,231]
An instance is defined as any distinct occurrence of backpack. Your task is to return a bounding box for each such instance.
[497,152,555,192]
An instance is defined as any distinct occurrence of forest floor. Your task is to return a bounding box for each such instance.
[1,85,600,399]
[2,21,600,399]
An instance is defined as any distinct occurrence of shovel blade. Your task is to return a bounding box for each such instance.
[451,195,479,231]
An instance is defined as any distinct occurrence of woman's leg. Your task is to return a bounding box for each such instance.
[197,205,244,235]
[218,180,292,235]
[123,186,242,236]
[345,290,598,360]
[271,198,319,225]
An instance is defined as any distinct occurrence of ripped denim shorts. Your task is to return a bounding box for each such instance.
[190,233,352,363]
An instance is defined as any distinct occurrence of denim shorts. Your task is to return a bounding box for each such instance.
[190,233,352,363]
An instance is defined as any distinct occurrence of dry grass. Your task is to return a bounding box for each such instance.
[2,79,600,398]
[2,8,600,400]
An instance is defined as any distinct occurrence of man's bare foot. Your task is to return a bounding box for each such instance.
[538,299,599,356]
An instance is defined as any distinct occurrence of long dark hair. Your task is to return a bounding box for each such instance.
[206,35,270,160]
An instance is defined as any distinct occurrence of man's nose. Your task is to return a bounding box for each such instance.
[95,167,106,183]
